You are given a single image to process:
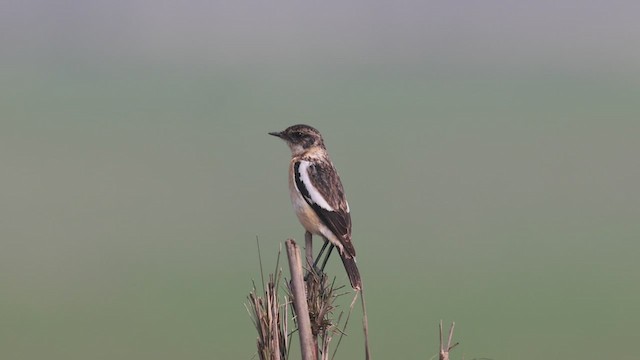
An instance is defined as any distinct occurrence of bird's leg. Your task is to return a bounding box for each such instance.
[319,244,335,272]
[304,231,313,269]
[312,240,330,271]
[305,236,329,283]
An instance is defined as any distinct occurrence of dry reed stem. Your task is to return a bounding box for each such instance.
[301,268,347,360]
[249,238,364,360]
[438,321,459,360]
[360,288,371,360]
[285,239,317,360]
[246,240,289,360]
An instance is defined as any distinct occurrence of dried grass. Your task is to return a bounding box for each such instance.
[288,268,350,360]
[246,242,290,360]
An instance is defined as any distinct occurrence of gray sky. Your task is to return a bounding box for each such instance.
[3,0,640,72]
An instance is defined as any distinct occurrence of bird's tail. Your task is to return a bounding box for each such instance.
[340,254,362,291]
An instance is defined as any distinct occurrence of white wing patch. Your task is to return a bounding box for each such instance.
[297,160,335,212]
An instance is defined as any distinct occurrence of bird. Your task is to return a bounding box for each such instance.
[269,124,361,290]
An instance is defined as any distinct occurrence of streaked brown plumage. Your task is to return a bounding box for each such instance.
[269,124,361,290]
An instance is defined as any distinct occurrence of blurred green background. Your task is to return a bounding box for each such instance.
[2,1,639,359]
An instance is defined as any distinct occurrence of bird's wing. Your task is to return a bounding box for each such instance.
[294,159,355,257]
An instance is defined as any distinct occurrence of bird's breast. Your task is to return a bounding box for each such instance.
[288,168,322,234]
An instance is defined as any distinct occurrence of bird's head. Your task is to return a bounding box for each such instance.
[269,124,325,156]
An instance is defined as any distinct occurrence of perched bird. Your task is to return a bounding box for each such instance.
[269,124,361,290]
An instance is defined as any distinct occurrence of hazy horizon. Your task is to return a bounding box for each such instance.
[2,1,639,359]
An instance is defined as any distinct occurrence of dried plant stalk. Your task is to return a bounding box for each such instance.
[246,241,289,360]
[438,320,459,360]
[285,239,317,360]
[248,239,363,360]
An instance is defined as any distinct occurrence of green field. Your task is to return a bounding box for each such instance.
[2,63,638,359]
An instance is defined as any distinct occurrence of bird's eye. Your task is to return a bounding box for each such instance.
[294,131,304,138]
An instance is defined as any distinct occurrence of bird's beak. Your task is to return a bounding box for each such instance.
[269,131,285,139]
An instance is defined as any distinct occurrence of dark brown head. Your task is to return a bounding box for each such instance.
[269,124,326,156]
